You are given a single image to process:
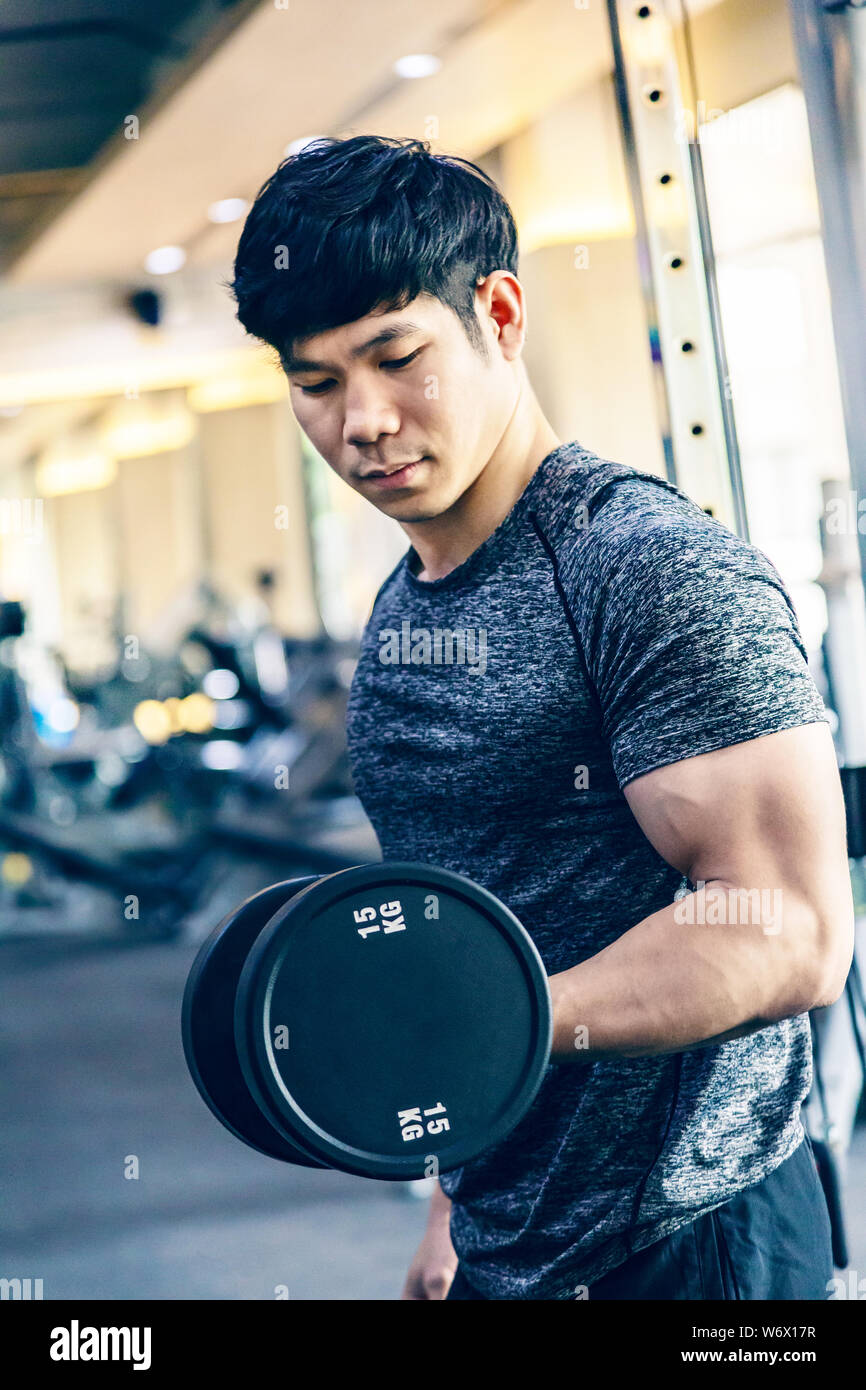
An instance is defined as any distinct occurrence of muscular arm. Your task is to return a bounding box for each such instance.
[548,722,855,1060]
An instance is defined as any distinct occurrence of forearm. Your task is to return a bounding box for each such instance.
[548,880,828,1062]
[427,1179,452,1226]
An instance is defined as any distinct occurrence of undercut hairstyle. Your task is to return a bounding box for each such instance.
[229,134,519,364]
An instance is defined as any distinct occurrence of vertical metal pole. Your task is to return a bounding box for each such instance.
[607,0,746,534]
[608,10,678,488]
[687,140,749,540]
[789,0,866,602]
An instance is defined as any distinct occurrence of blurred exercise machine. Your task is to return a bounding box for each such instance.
[0,591,372,940]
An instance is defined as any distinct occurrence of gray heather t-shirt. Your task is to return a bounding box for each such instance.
[345,439,827,1300]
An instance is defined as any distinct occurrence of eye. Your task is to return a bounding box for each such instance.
[297,348,422,396]
[299,379,335,396]
[380,349,421,370]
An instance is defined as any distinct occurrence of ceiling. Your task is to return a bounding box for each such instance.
[0,0,747,433]
[7,0,615,285]
[3,0,733,289]
[0,0,259,270]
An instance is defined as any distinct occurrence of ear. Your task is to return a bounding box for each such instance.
[478,271,524,358]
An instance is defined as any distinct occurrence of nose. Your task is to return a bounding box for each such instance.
[342,376,400,449]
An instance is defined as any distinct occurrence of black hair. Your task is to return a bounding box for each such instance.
[229,134,519,363]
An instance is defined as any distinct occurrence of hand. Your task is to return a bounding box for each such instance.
[400,1218,458,1300]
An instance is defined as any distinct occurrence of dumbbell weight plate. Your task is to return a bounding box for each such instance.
[234,862,552,1180]
[181,877,327,1167]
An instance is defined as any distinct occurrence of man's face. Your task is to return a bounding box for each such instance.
[282,290,515,522]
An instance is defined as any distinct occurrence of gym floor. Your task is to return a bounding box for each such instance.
[2,933,864,1301]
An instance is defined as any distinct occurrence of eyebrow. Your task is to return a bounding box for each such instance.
[281,322,425,375]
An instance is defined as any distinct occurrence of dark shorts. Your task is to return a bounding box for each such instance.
[446,1134,834,1300]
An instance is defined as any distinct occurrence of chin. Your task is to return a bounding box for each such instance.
[379,501,438,522]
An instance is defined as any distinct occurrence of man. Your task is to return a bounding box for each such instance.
[231,134,854,1300]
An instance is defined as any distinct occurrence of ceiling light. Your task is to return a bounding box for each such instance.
[98,398,195,458]
[144,245,186,275]
[36,449,117,497]
[393,54,441,79]
[187,371,286,413]
[102,414,193,458]
[0,347,277,407]
[207,198,249,225]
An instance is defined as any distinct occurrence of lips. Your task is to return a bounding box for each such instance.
[362,457,425,478]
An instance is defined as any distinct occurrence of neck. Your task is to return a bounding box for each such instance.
[406,374,562,582]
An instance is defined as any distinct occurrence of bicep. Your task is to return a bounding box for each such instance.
[623,722,854,994]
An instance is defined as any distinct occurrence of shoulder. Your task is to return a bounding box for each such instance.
[528,442,705,560]
[585,481,786,606]
[530,444,765,587]
[530,449,797,631]
[580,477,755,578]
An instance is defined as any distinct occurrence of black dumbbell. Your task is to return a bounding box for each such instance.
[182,862,552,1180]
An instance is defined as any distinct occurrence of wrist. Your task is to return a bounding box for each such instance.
[548,969,591,1061]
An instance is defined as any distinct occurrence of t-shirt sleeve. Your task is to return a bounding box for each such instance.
[570,482,828,790]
